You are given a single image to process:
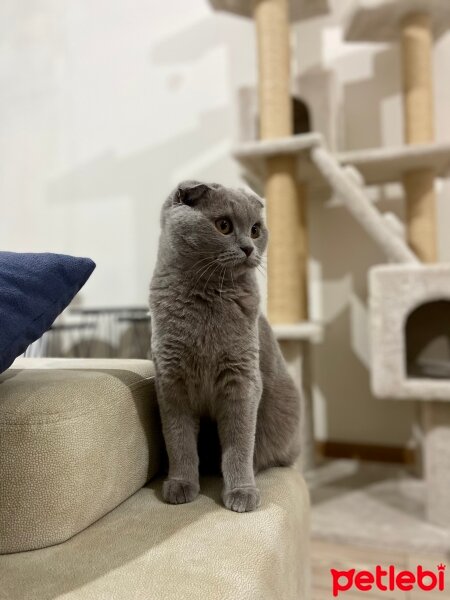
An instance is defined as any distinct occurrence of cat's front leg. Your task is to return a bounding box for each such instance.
[158,379,200,504]
[217,378,261,513]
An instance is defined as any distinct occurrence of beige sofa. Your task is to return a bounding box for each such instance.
[0,358,310,600]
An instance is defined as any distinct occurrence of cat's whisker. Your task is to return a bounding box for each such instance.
[189,255,218,270]
[219,267,227,303]
[202,262,221,294]
[197,261,219,284]
[191,264,213,286]
[178,255,216,286]
[230,268,237,296]
[190,260,218,290]
[256,265,267,279]
[186,254,220,276]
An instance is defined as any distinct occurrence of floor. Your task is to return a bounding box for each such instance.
[307,460,450,599]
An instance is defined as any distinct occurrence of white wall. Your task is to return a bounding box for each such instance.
[2,0,450,448]
[0,0,256,306]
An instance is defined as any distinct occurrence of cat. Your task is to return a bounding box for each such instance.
[149,181,301,512]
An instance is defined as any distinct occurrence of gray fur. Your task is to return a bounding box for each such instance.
[149,181,300,512]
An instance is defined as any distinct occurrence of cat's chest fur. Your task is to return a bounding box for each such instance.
[150,273,260,402]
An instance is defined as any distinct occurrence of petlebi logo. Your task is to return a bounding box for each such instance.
[331,563,446,597]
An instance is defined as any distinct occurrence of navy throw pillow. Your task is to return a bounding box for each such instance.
[0,251,96,373]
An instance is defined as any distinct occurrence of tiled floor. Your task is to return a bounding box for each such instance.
[307,460,450,599]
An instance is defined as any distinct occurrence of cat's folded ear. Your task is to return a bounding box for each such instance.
[174,181,213,207]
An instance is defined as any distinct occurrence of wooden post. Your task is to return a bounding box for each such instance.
[253,0,308,323]
[401,13,437,262]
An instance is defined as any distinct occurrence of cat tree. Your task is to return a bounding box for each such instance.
[211,0,450,531]
[345,0,450,528]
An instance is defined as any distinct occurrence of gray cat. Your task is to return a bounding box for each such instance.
[149,181,300,512]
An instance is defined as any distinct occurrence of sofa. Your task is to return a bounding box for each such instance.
[0,357,310,600]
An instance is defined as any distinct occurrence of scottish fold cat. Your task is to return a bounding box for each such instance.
[149,181,300,512]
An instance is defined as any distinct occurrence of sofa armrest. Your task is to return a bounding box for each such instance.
[0,358,162,553]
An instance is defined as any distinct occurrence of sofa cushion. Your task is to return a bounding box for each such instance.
[0,252,95,373]
[0,358,162,554]
[0,468,310,600]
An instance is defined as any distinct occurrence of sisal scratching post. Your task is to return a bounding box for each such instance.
[266,160,308,322]
[253,0,291,140]
[403,168,437,262]
[401,13,434,144]
[401,13,437,263]
[253,0,308,324]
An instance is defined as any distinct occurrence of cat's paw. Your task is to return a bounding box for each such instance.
[222,485,261,513]
[162,478,199,504]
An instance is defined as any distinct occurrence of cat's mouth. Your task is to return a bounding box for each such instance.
[216,252,261,271]
[229,256,260,271]
[243,257,259,269]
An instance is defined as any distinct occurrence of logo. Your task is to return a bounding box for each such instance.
[331,564,446,597]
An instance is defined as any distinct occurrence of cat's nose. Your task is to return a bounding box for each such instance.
[240,245,254,257]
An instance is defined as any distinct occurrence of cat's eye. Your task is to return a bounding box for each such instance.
[251,223,261,239]
[215,218,233,235]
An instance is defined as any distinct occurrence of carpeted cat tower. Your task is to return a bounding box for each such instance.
[211,0,450,528]
[345,0,450,527]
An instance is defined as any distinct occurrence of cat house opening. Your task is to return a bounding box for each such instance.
[292,96,311,134]
[255,96,312,138]
[405,300,450,379]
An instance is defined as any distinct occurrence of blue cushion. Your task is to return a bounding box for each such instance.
[0,252,95,373]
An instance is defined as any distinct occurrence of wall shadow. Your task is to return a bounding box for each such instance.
[341,46,401,150]
[46,106,234,302]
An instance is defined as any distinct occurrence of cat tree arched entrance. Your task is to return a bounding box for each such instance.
[254,96,312,141]
[292,96,311,135]
[405,300,450,379]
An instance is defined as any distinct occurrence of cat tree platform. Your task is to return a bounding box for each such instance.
[344,0,450,43]
[273,322,323,343]
[209,0,329,22]
[339,142,450,186]
[369,263,450,528]
[237,136,421,265]
[234,136,450,187]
